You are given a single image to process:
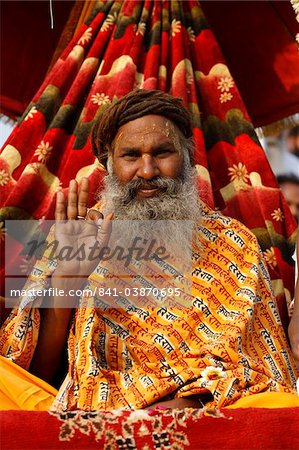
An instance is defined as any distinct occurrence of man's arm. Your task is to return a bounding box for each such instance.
[29,178,112,384]
[24,179,90,384]
[29,275,75,384]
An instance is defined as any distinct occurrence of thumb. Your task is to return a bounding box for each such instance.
[86,209,104,222]
[97,212,114,244]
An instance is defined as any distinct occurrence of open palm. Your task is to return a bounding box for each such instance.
[54,178,113,277]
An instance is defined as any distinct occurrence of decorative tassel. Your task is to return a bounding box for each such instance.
[255,113,299,139]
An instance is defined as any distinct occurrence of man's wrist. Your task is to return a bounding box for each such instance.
[51,270,85,291]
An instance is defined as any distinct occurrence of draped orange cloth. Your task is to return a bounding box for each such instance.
[1,202,298,410]
[0,356,57,411]
[1,354,298,411]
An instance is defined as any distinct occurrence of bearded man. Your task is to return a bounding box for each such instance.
[0,90,298,411]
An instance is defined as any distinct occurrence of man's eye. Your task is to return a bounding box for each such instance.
[122,152,139,158]
[155,149,173,155]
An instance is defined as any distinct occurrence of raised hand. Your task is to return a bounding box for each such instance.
[54,177,113,277]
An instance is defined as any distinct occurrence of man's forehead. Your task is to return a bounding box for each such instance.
[114,115,182,147]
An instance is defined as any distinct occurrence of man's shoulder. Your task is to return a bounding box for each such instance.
[199,201,259,251]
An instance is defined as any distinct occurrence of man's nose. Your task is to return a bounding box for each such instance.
[137,155,159,180]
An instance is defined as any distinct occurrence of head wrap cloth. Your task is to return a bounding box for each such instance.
[91,89,194,168]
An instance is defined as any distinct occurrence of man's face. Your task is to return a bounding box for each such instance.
[100,113,200,225]
[111,115,184,198]
[280,182,299,223]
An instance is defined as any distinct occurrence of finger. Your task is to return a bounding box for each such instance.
[102,212,114,229]
[86,209,104,223]
[67,179,78,220]
[97,212,114,243]
[55,191,67,221]
[78,177,89,218]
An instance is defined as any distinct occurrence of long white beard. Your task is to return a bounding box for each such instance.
[97,159,202,262]
[99,159,201,220]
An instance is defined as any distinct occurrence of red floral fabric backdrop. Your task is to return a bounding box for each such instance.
[0,0,297,327]
[201,0,299,127]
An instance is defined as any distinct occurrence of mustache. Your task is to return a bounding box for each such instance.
[122,177,182,200]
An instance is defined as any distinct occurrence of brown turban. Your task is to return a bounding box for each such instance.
[91,89,194,168]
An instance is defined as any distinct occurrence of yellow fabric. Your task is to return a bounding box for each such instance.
[0,355,297,411]
[226,391,299,409]
[1,202,298,411]
[0,355,57,410]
